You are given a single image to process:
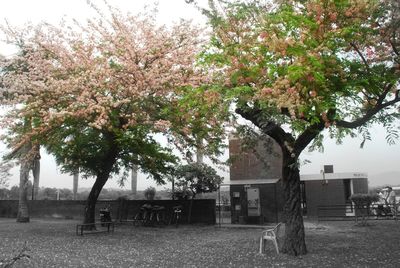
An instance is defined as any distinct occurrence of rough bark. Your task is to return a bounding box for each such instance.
[17,160,30,223]
[83,172,110,227]
[280,152,307,255]
[83,140,118,227]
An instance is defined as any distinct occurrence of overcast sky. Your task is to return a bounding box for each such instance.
[1,0,399,191]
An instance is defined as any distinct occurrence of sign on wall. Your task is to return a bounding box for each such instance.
[247,188,260,216]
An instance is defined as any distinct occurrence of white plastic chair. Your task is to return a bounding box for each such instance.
[259,222,282,254]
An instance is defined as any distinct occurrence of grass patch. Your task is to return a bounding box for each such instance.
[0,219,399,267]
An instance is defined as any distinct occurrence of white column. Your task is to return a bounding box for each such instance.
[73,172,79,200]
[131,165,138,197]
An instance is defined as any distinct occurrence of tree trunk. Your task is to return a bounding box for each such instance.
[235,105,324,256]
[17,160,30,222]
[280,153,307,255]
[83,147,118,227]
[32,157,40,200]
[83,174,109,227]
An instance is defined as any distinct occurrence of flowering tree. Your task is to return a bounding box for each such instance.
[0,4,227,225]
[198,0,400,255]
[0,162,11,188]
[1,46,42,221]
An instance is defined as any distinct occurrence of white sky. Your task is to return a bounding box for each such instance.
[1,0,399,191]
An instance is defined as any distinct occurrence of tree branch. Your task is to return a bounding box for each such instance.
[336,90,400,129]
[350,42,370,73]
[390,38,399,56]
[293,122,325,156]
[235,105,294,151]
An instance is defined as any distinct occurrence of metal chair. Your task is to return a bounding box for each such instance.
[259,222,283,254]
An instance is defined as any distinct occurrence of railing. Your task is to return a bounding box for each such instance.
[216,204,231,224]
[317,204,398,221]
[317,204,355,221]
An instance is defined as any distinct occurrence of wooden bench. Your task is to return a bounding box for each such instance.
[76,222,115,236]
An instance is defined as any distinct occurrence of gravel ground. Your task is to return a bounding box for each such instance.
[0,218,399,267]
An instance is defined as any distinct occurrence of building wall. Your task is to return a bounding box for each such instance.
[229,138,282,181]
[305,179,347,216]
[230,185,246,224]
[264,182,285,223]
[230,183,284,224]
[352,178,369,194]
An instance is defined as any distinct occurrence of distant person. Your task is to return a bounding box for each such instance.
[386,187,397,218]
[375,190,385,217]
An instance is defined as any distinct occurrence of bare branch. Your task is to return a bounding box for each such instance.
[350,42,370,73]
[336,95,400,129]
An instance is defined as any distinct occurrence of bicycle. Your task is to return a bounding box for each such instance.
[169,205,183,227]
[133,203,152,226]
[133,204,167,227]
[149,205,167,226]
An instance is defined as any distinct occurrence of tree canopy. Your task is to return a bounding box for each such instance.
[174,163,223,199]
[197,0,400,256]
[0,3,229,224]
[0,4,228,180]
[202,0,399,150]
[173,162,223,223]
[0,162,11,188]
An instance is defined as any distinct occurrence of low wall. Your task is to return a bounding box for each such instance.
[0,199,216,224]
[119,199,216,224]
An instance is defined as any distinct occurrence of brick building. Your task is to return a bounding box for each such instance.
[227,138,369,224]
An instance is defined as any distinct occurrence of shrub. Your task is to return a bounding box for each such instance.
[350,194,380,225]
[144,187,156,200]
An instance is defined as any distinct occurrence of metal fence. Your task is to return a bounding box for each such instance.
[317,203,399,221]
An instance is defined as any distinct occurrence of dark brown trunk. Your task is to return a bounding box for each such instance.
[83,145,118,227]
[83,173,109,227]
[281,153,307,255]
